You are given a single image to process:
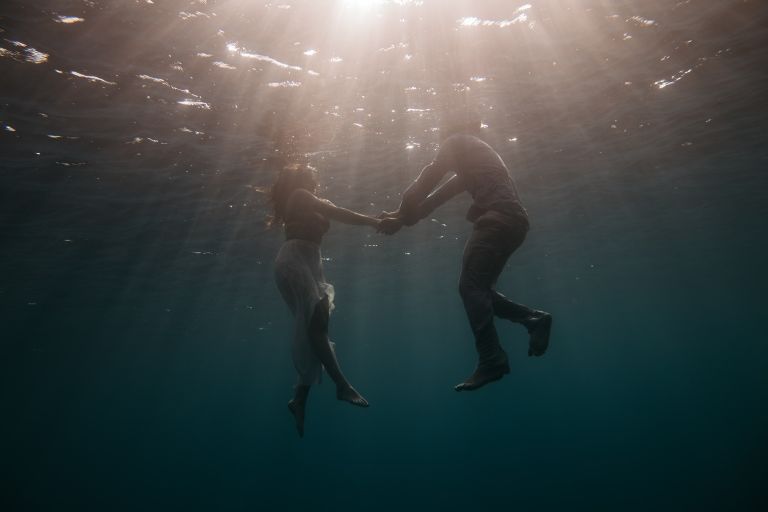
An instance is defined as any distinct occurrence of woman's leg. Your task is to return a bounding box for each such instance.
[288,383,310,438]
[308,296,369,407]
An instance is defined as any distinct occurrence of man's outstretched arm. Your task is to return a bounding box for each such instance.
[397,162,448,224]
[413,174,465,221]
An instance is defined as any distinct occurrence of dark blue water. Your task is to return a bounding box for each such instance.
[2,1,767,510]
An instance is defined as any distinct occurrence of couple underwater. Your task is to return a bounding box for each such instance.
[270,114,552,437]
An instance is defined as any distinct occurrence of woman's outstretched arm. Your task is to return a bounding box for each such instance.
[312,196,381,228]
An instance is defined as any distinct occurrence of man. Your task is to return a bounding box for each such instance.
[379,112,552,391]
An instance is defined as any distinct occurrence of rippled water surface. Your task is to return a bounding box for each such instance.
[2,1,768,510]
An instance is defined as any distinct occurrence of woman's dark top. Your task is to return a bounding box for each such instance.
[434,134,528,226]
[284,206,330,245]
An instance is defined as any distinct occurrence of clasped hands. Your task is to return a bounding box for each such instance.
[376,208,421,235]
[377,210,403,235]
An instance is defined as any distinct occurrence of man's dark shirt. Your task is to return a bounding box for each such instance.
[434,134,528,223]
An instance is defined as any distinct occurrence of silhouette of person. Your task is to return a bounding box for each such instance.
[270,163,377,437]
[379,112,552,391]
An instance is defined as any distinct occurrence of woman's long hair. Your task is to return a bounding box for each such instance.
[267,163,318,227]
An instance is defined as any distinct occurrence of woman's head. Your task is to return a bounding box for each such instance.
[268,163,318,226]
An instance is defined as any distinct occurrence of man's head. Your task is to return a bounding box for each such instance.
[439,107,482,140]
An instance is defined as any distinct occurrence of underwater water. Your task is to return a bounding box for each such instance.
[1,0,768,509]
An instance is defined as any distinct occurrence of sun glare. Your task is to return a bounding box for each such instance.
[343,0,423,8]
[342,0,383,10]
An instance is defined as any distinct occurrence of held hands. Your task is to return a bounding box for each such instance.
[378,208,420,227]
[376,208,423,235]
[377,216,402,235]
[376,210,403,235]
[377,210,398,220]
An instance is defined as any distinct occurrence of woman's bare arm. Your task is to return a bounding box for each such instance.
[311,195,381,228]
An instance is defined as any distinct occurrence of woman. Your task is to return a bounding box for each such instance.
[270,163,383,437]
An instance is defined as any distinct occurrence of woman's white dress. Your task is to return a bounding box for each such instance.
[274,239,335,385]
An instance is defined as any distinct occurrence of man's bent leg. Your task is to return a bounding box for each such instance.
[492,291,537,322]
[492,291,552,356]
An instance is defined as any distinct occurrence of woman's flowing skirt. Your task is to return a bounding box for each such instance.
[274,239,335,385]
